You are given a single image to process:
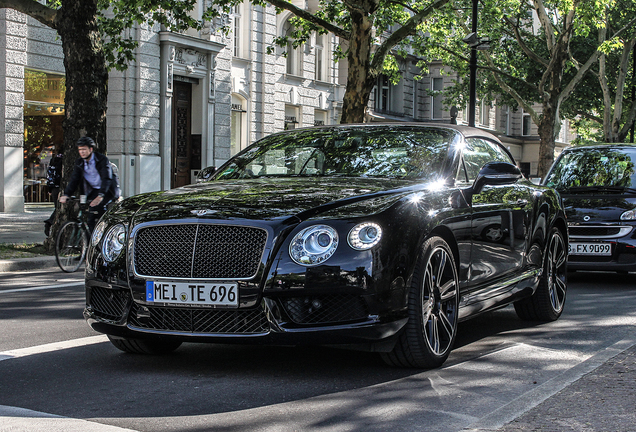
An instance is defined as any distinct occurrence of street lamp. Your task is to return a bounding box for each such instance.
[463,0,490,127]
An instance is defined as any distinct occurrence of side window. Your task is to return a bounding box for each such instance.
[462,138,513,182]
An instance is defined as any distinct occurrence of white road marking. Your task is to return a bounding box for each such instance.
[0,405,139,432]
[0,335,108,362]
[1,281,84,293]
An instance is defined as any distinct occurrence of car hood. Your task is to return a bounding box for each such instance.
[561,194,636,223]
[123,177,424,225]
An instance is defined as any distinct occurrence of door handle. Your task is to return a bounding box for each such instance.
[516,199,528,207]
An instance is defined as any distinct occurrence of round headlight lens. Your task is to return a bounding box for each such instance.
[348,222,383,250]
[91,221,106,247]
[289,225,339,265]
[102,224,126,262]
[620,209,636,220]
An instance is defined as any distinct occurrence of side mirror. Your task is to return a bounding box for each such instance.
[196,166,216,183]
[473,162,522,194]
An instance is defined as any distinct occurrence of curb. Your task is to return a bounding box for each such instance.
[0,256,59,273]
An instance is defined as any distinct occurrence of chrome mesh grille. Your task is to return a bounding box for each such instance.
[128,303,269,334]
[134,224,267,279]
[89,287,130,321]
[280,295,369,324]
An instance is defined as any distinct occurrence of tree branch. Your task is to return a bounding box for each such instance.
[265,0,350,40]
[370,0,450,73]
[0,0,57,28]
[504,16,549,67]
[573,110,603,124]
[432,43,540,92]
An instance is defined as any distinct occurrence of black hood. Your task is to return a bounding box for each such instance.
[562,193,636,223]
[125,177,423,225]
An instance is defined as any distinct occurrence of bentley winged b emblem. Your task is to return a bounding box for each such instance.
[191,209,217,216]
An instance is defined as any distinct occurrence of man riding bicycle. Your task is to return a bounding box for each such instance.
[59,137,120,232]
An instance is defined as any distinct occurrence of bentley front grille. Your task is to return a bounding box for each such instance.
[89,286,130,321]
[133,224,268,279]
[128,303,270,334]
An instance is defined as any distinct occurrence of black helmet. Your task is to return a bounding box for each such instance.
[76,136,96,148]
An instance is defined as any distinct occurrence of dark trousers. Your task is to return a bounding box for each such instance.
[86,191,112,233]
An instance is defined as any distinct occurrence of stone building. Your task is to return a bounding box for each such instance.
[0,2,572,213]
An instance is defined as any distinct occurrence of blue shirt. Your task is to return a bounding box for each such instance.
[83,154,101,194]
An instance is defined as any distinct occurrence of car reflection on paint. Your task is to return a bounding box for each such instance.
[543,143,636,273]
[84,124,568,369]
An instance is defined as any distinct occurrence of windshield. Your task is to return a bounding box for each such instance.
[213,127,455,181]
[545,147,636,191]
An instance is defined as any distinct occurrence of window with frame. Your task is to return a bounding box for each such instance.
[232,5,241,57]
[522,112,531,136]
[314,32,326,81]
[431,77,444,120]
[459,138,514,182]
[375,75,391,112]
[480,100,490,127]
[284,21,302,76]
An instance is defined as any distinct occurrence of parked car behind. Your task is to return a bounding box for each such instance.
[85,124,567,369]
[543,143,636,273]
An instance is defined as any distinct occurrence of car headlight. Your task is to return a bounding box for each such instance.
[102,224,126,262]
[289,225,339,265]
[348,222,383,250]
[621,209,636,220]
[91,221,106,246]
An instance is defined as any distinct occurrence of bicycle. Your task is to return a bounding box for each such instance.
[55,196,95,272]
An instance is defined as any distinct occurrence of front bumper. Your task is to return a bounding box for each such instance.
[84,282,408,349]
[568,232,636,272]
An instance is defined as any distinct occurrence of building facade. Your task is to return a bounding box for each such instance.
[1,2,571,213]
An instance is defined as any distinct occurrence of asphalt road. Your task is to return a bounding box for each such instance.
[0,270,635,432]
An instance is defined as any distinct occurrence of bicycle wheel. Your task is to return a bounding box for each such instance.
[55,221,89,272]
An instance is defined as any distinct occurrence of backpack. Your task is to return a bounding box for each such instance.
[109,161,121,199]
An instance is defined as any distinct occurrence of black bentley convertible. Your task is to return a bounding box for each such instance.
[85,124,568,368]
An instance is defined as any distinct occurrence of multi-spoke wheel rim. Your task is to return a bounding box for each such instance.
[421,246,458,356]
[546,231,567,313]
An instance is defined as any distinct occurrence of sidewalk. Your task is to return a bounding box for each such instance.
[0,204,58,272]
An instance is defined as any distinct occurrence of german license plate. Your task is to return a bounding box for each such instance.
[568,242,611,256]
[146,281,238,306]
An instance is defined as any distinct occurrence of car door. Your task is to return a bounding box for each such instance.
[459,138,534,288]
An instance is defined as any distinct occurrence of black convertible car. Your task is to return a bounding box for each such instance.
[85,124,568,368]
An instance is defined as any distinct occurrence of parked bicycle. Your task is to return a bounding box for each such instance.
[55,196,96,272]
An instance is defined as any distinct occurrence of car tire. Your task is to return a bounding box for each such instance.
[381,236,459,369]
[107,336,182,355]
[514,227,567,321]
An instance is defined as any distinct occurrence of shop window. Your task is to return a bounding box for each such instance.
[23,69,66,203]
[231,94,248,156]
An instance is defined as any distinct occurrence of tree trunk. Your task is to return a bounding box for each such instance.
[340,5,377,124]
[537,103,557,179]
[44,0,108,252]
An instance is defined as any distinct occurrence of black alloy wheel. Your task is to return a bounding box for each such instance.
[514,227,567,321]
[382,236,460,368]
